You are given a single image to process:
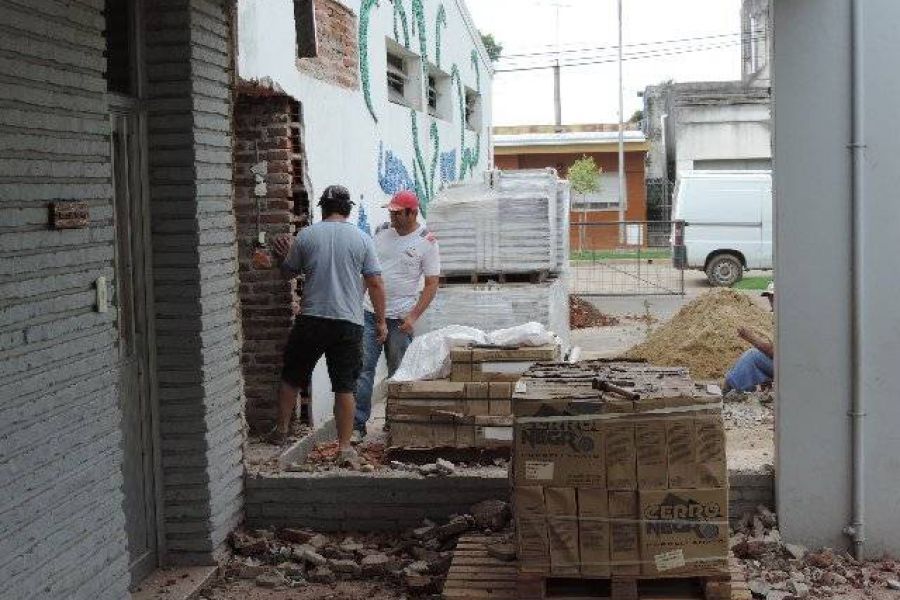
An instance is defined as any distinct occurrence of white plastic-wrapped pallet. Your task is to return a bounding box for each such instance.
[490,168,571,274]
[417,278,571,350]
[428,177,558,275]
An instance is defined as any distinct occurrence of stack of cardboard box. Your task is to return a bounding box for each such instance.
[386,344,561,449]
[512,362,728,578]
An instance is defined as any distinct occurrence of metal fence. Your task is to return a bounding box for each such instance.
[569,220,684,296]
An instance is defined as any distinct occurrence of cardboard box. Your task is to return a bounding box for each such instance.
[513,420,606,487]
[605,423,637,490]
[577,487,610,577]
[666,419,698,488]
[608,491,640,575]
[515,487,549,573]
[635,419,668,490]
[545,487,580,576]
[695,415,727,488]
[638,488,729,576]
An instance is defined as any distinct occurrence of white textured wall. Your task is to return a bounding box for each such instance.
[237,0,493,425]
[774,0,900,557]
[675,103,771,174]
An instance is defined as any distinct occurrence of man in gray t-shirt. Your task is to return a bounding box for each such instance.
[271,185,387,464]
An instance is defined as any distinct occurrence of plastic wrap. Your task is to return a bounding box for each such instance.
[428,168,571,276]
[417,278,571,349]
[391,325,487,382]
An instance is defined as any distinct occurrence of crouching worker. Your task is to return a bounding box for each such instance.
[269,185,387,467]
[723,282,775,393]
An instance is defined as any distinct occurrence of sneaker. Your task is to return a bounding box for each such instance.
[338,446,362,469]
[350,430,365,445]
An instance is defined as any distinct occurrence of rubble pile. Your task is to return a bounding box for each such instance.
[626,289,774,379]
[213,500,513,598]
[569,295,620,328]
[732,506,900,599]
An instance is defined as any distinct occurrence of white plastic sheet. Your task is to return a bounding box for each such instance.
[392,322,556,382]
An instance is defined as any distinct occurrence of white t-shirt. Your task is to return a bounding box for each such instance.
[364,222,441,319]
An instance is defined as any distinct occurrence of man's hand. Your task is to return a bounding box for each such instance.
[399,313,417,335]
[737,326,752,342]
[272,233,293,261]
[375,318,389,343]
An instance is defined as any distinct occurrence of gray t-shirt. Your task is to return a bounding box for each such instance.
[282,220,381,326]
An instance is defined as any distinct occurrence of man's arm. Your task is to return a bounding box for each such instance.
[738,326,774,359]
[400,276,439,334]
[365,274,388,343]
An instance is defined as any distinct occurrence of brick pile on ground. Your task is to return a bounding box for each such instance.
[626,289,774,379]
[732,506,900,599]
[208,500,512,599]
[569,295,620,328]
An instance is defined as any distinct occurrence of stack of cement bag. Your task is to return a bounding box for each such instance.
[421,168,571,348]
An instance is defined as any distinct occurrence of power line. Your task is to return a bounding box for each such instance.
[499,30,757,60]
[494,40,745,73]
[497,33,767,68]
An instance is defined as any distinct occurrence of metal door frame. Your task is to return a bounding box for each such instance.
[107,0,167,584]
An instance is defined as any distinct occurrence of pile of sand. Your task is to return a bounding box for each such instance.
[625,289,774,380]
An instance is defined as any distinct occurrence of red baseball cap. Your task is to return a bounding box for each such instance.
[384,190,419,211]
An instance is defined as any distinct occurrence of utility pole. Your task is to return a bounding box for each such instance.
[549,2,570,131]
[617,0,626,244]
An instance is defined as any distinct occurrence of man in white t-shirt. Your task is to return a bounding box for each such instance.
[353,190,441,439]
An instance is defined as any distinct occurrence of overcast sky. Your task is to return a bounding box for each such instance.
[466,0,743,126]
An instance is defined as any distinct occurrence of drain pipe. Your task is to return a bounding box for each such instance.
[843,0,867,561]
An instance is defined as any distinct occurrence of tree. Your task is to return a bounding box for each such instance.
[629,109,644,124]
[568,156,602,252]
[568,155,601,198]
[480,32,503,62]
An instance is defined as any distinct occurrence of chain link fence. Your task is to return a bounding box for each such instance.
[569,220,684,296]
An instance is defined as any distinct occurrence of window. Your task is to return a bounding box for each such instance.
[386,39,422,109]
[104,0,133,94]
[464,88,481,130]
[570,172,626,210]
[426,66,451,120]
[294,0,318,59]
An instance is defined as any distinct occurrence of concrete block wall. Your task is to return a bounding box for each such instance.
[245,473,510,531]
[144,0,246,564]
[729,470,776,523]
[233,93,303,431]
[0,0,131,598]
[296,0,359,90]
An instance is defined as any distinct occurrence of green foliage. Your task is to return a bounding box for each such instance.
[568,155,601,197]
[629,109,644,123]
[480,31,503,62]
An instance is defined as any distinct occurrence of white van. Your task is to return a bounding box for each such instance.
[671,170,772,286]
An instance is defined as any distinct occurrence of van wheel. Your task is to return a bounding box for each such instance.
[706,254,743,287]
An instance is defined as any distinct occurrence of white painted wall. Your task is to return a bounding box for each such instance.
[674,103,771,174]
[774,0,900,557]
[237,0,493,425]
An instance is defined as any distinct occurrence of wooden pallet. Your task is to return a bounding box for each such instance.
[442,534,519,600]
[443,536,749,600]
[440,270,550,285]
[384,445,510,466]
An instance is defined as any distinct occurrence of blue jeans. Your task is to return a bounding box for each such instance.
[354,311,413,431]
[725,348,774,392]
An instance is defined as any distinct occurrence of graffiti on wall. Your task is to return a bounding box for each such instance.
[360,0,484,214]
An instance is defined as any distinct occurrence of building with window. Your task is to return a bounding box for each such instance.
[493,124,649,252]
[641,0,772,206]
[235,0,493,430]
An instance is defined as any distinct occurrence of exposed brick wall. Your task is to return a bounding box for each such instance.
[296,0,359,90]
[234,93,309,432]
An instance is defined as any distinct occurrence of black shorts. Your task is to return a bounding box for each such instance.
[281,315,364,394]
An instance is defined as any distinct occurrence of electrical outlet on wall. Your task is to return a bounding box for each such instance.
[95,276,108,313]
